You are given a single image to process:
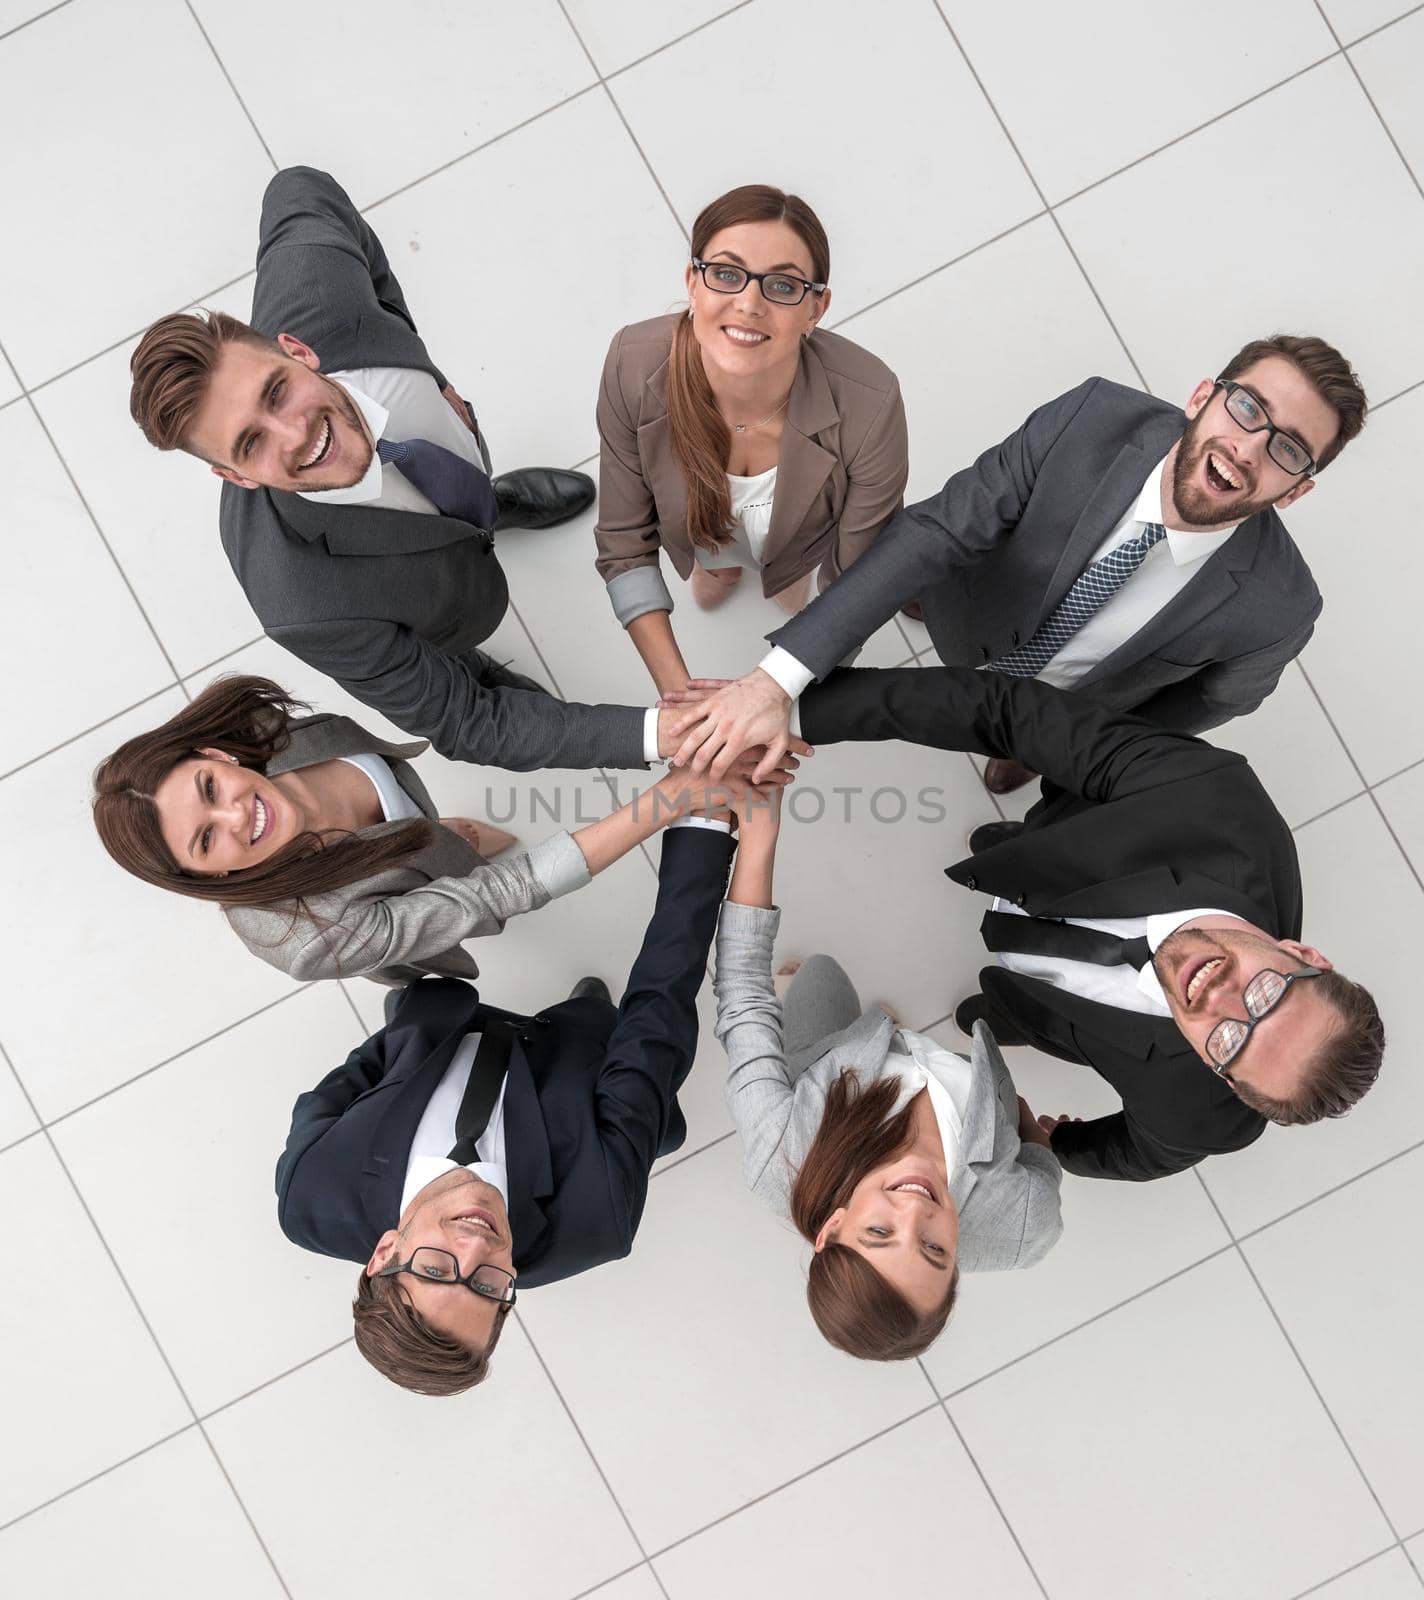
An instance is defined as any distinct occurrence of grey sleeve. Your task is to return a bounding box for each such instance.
[270,616,649,772]
[607,564,676,628]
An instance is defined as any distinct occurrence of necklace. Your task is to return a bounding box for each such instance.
[731,396,789,434]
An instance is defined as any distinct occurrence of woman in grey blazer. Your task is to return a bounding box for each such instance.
[595,183,908,697]
[93,675,738,987]
[714,795,1063,1360]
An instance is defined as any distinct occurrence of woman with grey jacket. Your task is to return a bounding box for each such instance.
[714,792,1063,1359]
[93,675,749,987]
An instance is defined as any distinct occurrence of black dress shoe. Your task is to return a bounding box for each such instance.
[467,647,548,696]
[568,976,613,1006]
[968,819,1024,854]
[493,467,595,530]
[984,757,1039,795]
[954,993,1028,1048]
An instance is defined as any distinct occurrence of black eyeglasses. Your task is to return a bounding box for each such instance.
[375,1247,517,1308]
[1205,965,1325,1077]
[692,258,827,306]
[1213,380,1317,477]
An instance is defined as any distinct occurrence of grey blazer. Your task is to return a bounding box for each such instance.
[769,377,1323,735]
[714,903,1061,1271]
[224,712,589,988]
[220,166,647,772]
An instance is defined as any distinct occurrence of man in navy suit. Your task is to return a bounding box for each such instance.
[276,820,735,1395]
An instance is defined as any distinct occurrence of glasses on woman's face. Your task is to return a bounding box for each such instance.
[376,1247,517,1306]
[1214,380,1317,477]
[1204,964,1325,1077]
[691,258,826,307]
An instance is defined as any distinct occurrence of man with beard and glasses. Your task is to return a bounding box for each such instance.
[657,336,1366,794]
[785,663,1385,1182]
[128,166,754,775]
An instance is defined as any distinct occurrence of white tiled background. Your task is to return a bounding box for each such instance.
[1,1,1421,1595]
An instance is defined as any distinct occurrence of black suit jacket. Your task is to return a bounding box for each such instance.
[275,828,735,1286]
[801,666,1291,1181]
[772,378,1321,735]
[220,166,646,773]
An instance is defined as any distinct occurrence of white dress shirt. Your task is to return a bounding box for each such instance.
[400,1029,510,1215]
[337,752,424,822]
[759,453,1241,701]
[989,901,1233,1017]
[698,468,779,571]
[300,370,664,763]
[888,1026,974,1171]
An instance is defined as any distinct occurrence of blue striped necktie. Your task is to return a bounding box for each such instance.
[376,434,499,530]
[988,521,1168,678]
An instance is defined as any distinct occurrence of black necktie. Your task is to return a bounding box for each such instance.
[377,434,499,530]
[981,910,1152,971]
[446,1020,517,1165]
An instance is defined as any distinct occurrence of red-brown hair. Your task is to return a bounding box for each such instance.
[91,675,435,912]
[668,184,831,552]
[1218,333,1367,471]
[789,1072,958,1360]
[129,309,277,455]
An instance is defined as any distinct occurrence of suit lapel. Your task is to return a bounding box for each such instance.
[948,1024,1005,1210]
[760,346,839,571]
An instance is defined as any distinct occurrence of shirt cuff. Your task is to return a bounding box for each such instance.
[607,564,675,628]
[759,645,815,700]
[526,830,592,900]
[643,706,663,764]
[668,815,733,833]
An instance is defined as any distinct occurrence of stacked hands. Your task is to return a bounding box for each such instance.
[99,165,1384,1397]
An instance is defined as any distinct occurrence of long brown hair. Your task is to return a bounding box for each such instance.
[789,1071,958,1360]
[668,184,831,552]
[91,675,435,912]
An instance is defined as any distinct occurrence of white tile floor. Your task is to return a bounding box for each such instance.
[1,1,1421,1595]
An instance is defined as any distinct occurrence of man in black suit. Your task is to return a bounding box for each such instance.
[796,666,1384,1182]
[128,166,696,774]
[662,336,1366,792]
[276,821,735,1394]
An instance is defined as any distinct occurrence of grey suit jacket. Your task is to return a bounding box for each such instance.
[224,712,589,988]
[714,903,1061,1271]
[219,166,647,772]
[770,377,1322,734]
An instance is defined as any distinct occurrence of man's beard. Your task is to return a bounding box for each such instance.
[1170,414,1276,528]
[301,370,373,490]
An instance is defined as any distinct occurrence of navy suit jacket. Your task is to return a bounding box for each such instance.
[275,828,735,1287]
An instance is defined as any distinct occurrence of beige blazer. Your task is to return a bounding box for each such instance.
[223,713,589,988]
[594,313,908,609]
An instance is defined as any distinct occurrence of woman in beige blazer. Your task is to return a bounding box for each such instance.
[92,675,750,987]
[595,184,909,696]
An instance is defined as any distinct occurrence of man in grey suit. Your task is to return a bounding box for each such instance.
[128,166,693,774]
[662,335,1367,790]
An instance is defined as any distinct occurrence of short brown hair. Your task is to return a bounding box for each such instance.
[1218,333,1367,471]
[789,1071,957,1360]
[1233,970,1384,1126]
[352,1270,510,1396]
[129,309,276,454]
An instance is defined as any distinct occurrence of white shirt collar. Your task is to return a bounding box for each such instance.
[295,377,387,506]
[1140,453,1242,567]
[400,1155,509,1219]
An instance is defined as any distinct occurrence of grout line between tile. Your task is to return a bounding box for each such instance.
[182,634,270,684]
[182,0,278,171]
[198,1337,354,1423]
[644,1398,945,1562]
[928,0,1148,391]
[0,1041,294,1594]
[0,0,73,44]
[1322,0,1424,203]
[1291,786,1370,835]
[1372,374,1424,415]
[0,679,183,784]
[601,1,756,82]
[649,1127,735,1179]
[513,1315,666,1592]
[567,1560,663,1600]
[1288,1543,1409,1600]
[1341,1,1424,48]
[1229,1133,1424,1245]
[556,0,689,249]
[936,1404,1051,1598]
[0,1421,197,1533]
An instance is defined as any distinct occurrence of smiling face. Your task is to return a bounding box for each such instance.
[1169,355,1340,528]
[813,1102,958,1316]
[366,1169,516,1355]
[184,333,373,491]
[685,219,829,386]
[152,749,306,876]
[1153,917,1337,1103]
